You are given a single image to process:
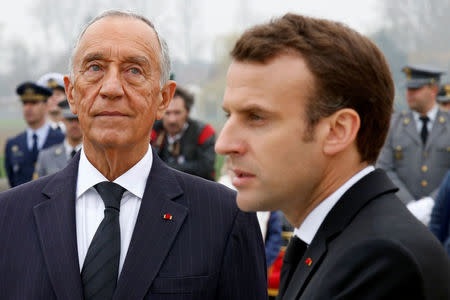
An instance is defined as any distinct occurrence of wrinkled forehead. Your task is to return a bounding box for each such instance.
[74,16,161,66]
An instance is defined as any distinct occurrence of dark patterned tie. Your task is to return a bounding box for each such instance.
[419,116,429,145]
[71,149,77,158]
[278,236,307,299]
[31,133,38,162]
[81,182,126,300]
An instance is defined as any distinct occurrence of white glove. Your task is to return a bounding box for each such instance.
[406,197,434,225]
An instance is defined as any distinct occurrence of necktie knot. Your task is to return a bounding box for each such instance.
[94,181,125,211]
[419,115,429,124]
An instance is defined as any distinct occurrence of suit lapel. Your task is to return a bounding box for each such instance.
[425,110,448,150]
[282,169,398,299]
[114,152,188,299]
[33,153,83,300]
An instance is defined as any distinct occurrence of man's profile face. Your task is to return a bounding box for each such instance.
[65,16,171,150]
[162,96,189,136]
[406,85,436,114]
[215,54,326,213]
[22,100,47,127]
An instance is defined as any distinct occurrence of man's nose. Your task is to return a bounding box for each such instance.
[99,66,125,100]
[215,118,245,155]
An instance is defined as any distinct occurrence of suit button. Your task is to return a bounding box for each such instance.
[421,165,428,172]
[447,147,450,152]
[423,152,428,158]
[421,180,428,187]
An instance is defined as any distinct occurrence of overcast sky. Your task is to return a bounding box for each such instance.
[1,0,382,62]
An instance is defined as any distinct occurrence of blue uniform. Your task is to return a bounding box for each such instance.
[4,128,64,187]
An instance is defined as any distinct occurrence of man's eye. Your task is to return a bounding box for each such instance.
[249,113,262,121]
[129,67,141,75]
[89,65,101,72]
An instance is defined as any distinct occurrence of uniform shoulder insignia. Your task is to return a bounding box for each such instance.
[55,147,63,155]
[439,116,446,123]
[403,117,410,125]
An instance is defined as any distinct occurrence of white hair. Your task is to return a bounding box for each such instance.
[68,9,171,88]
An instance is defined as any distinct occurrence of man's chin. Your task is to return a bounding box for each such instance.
[236,193,265,212]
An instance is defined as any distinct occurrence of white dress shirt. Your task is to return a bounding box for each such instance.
[294,166,375,245]
[412,104,438,133]
[26,123,50,151]
[76,146,153,275]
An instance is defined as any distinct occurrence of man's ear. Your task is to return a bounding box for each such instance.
[64,75,77,114]
[156,80,177,120]
[323,108,360,156]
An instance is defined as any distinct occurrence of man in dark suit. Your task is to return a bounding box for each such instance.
[4,82,65,187]
[215,13,450,299]
[0,10,267,300]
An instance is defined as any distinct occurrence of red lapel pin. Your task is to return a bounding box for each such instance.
[163,213,173,220]
[305,258,312,266]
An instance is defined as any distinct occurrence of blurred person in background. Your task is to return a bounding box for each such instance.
[429,170,450,256]
[436,83,450,111]
[151,85,216,180]
[35,99,83,177]
[4,82,64,188]
[37,72,67,132]
[378,65,450,204]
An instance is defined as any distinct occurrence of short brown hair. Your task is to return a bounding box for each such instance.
[174,86,194,112]
[231,13,394,164]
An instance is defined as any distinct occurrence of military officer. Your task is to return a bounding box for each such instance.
[37,72,67,132]
[4,82,65,188]
[437,83,450,111]
[377,65,450,203]
[35,100,83,177]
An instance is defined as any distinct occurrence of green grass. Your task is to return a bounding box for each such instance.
[0,118,25,128]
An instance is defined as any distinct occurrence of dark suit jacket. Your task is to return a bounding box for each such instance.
[4,128,65,187]
[0,149,267,299]
[278,169,450,300]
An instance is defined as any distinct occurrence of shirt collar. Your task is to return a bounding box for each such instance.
[294,165,375,245]
[26,123,50,149]
[76,145,153,199]
[412,104,439,124]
